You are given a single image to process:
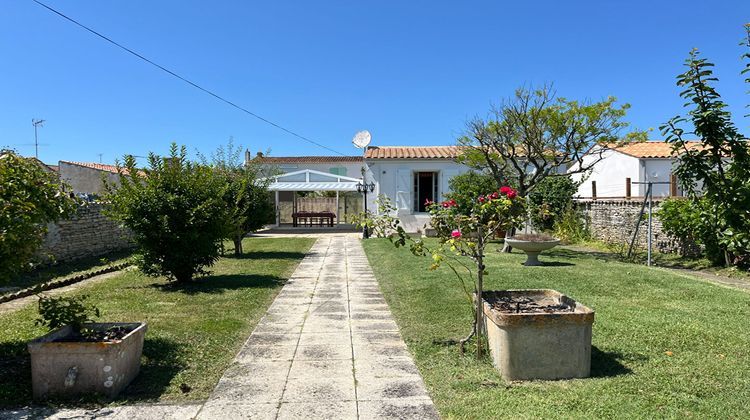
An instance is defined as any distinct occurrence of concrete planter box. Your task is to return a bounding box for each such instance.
[27,322,147,400]
[481,290,594,381]
[505,238,560,266]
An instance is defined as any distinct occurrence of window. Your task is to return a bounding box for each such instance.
[329,167,347,176]
[413,172,438,212]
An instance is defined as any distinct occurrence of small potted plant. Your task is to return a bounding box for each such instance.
[27,295,147,400]
[505,233,561,266]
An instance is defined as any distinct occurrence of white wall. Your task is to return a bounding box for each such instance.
[58,162,120,195]
[571,149,641,198]
[642,159,679,197]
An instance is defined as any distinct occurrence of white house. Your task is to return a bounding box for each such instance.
[58,161,123,196]
[570,141,701,199]
[253,145,471,232]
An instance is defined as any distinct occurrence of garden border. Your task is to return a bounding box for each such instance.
[0,263,131,304]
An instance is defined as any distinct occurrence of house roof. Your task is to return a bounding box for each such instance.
[364,146,463,159]
[256,155,363,164]
[612,141,703,159]
[61,161,122,173]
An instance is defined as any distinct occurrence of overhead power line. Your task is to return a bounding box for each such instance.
[30,0,345,156]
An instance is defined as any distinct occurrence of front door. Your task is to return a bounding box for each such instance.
[413,172,438,212]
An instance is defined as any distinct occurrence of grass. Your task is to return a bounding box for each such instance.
[3,249,134,293]
[0,237,314,408]
[363,238,750,419]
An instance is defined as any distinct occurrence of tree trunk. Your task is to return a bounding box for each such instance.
[475,226,485,359]
[501,227,515,253]
[233,236,243,256]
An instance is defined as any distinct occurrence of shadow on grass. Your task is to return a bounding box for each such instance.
[590,346,644,378]
[536,261,575,267]
[0,340,32,408]
[149,274,286,295]
[118,336,186,403]
[224,251,307,260]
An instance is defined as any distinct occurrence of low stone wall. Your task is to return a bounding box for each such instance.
[38,203,133,263]
[575,199,696,255]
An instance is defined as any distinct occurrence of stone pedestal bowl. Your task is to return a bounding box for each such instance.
[505,237,560,266]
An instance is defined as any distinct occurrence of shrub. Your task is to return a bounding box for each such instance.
[445,171,498,216]
[205,140,274,255]
[36,294,100,335]
[349,195,401,238]
[656,197,722,263]
[527,176,579,231]
[554,206,591,244]
[105,144,228,283]
[0,150,78,281]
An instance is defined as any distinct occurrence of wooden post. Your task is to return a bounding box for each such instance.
[670,174,678,197]
[625,178,631,199]
[591,181,597,200]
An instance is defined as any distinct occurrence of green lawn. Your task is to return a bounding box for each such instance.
[0,237,314,408]
[363,238,750,419]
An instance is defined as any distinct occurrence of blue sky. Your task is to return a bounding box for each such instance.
[2,1,749,165]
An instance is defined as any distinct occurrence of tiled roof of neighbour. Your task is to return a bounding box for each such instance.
[256,156,363,163]
[612,141,703,159]
[364,146,463,159]
[60,161,145,176]
[61,161,122,173]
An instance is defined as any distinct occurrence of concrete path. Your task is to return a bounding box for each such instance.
[196,235,438,420]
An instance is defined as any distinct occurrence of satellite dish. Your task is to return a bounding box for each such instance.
[352,130,372,149]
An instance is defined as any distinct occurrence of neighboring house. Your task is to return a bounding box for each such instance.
[570,141,702,199]
[253,145,471,232]
[58,161,122,195]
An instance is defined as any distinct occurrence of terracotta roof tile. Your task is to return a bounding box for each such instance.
[60,161,143,176]
[256,156,363,164]
[364,146,463,159]
[612,141,703,159]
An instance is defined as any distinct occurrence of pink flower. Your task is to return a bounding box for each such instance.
[500,186,512,195]
[490,192,499,199]
[451,229,462,238]
[425,199,433,206]
[507,190,517,199]
[478,195,485,203]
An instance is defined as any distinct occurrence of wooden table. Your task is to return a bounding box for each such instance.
[292,211,336,227]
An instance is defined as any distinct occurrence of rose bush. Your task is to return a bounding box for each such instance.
[393,185,526,357]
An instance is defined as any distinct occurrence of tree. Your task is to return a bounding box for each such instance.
[659,25,750,267]
[0,150,78,281]
[527,175,579,231]
[105,144,228,282]
[204,139,274,256]
[458,85,645,249]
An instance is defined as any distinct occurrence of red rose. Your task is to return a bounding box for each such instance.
[478,196,485,203]
[500,186,512,194]
[507,190,517,199]
[490,192,499,199]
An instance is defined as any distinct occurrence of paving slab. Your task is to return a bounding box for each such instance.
[198,236,438,419]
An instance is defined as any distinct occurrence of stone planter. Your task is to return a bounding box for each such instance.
[481,290,594,381]
[505,237,560,266]
[27,322,147,400]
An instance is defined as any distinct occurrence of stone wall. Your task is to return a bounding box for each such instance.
[39,203,133,263]
[575,199,695,255]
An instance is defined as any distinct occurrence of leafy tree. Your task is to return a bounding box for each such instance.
[527,175,579,231]
[458,85,645,197]
[0,150,78,281]
[105,144,228,282]
[203,140,274,256]
[660,25,750,267]
[348,195,402,238]
[458,85,646,250]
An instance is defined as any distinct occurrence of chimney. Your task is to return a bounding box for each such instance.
[256,151,264,158]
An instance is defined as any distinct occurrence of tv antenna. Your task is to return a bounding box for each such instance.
[352,130,372,149]
[97,153,103,163]
[32,119,46,158]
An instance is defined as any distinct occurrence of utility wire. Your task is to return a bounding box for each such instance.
[30,0,346,156]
